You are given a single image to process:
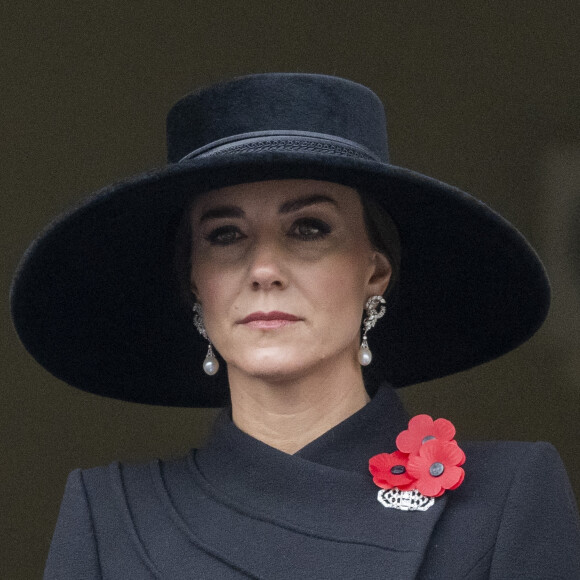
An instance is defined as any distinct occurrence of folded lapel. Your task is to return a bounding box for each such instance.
[133,456,449,579]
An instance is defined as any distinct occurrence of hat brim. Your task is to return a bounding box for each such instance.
[10,152,550,406]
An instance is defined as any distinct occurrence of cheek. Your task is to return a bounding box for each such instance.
[325,252,370,294]
[306,254,371,323]
[190,258,227,314]
[190,255,247,346]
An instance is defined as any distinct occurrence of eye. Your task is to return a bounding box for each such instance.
[204,225,245,246]
[289,218,332,240]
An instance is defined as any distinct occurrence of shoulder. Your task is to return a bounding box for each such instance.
[76,453,194,499]
[459,440,571,492]
[461,439,560,461]
[461,440,563,478]
[57,453,197,533]
[420,441,580,578]
[46,456,196,580]
[451,440,577,510]
[445,440,579,543]
[50,455,197,573]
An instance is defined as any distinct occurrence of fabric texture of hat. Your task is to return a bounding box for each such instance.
[10,73,550,406]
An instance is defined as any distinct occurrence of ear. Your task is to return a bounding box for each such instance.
[366,251,392,297]
[190,276,199,302]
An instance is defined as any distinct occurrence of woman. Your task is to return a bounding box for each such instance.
[11,73,580,578]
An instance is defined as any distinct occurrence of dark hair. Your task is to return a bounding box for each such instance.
[174,189,401,311]
[360,194,401,293]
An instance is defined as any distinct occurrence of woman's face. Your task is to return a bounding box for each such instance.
[189,179,391,382]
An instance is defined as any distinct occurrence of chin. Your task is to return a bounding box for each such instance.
[244,355,308,381]
[223,344,295,374]
[228,346,346,383]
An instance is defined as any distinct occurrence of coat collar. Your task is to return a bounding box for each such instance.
[119,384,449,578]
[179,384,447,567]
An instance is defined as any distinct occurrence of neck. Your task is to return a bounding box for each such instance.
[227,358,370,454]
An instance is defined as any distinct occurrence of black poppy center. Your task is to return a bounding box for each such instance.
[429,462,445,477]
[422,435,436,444]
[390,465,406,475]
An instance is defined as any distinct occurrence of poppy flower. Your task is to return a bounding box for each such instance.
[369,451,415,490]
[396,414,456,454]
[406,439,465,497]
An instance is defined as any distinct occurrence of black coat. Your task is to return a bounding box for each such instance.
[44,386,580,579]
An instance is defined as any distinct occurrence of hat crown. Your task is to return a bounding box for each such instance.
[166,73,389,164]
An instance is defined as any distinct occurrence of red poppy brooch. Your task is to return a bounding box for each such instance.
[369,415,465,511]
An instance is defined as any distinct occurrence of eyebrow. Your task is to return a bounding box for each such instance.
[279,194,338,214]
[199,206,245,223]
[198,194,338,223]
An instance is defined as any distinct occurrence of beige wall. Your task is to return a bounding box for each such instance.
[2,2,579,577]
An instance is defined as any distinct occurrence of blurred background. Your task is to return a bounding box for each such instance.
[2,1,579,577]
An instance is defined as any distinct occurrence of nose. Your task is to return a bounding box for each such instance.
[248,240,287,291]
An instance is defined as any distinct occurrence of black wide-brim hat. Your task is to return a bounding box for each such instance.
[10,73,550,407]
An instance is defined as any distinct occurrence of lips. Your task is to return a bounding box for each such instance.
[239,311,302,329]
[240,311,300,323]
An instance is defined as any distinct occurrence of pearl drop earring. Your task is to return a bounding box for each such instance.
[359,295,386,366]
[192,303,219,376]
